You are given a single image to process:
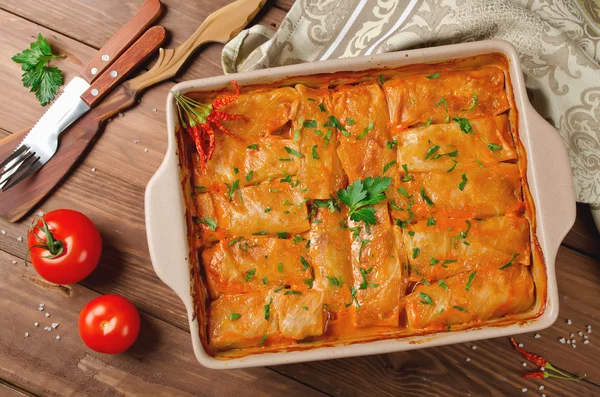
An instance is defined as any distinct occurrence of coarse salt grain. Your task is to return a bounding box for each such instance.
[37,211,44,216]
[466,358,471,362]
[34,322,38,327]
[45,313,50,318]
[522,362,527,367]
[567,319,572,325]
[1,230,6,235]
[17,236,23,242]
[584,340,590,344]
[24,332,29,337]
[472,345,477,350]
[38,307,44,311]
[584,335,589,339]
[542,394,547,397]
[521,388,527,393]
[51,322,59,329]
[572,344,576,348]
[534,333,541,339]
[91,167,96,172]
[559,337,565,343]
[540,367,545,372]
[118,113,124,118]
[567,340,571,344]
[539,385,545,390]
[44,326,51,331]
[55,335,61,340]
[518,343,524,348]
[11,260,16,264]
[570,333,575,337]
[578,331,583,336]
[144,148,148,153]
[133,140,140,144]
[152,108,157,112]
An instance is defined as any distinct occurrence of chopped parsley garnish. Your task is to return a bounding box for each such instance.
[430,257,439,266]
[225,180,241,202]
[293,128,301,143]
[358,239,371,261]
[304,278,314,289]
[345,286,361,311]
[279,158,293,162]
[327,275,343,288]
[466,92,478,110]
[465,271,477,291]
[269,189,280,193]
[453,305,468,312]
[438,279,449,290]
[499,253,519,270]
[229,313,242,321]
[426,72,440,79]
[447,160,458,172]
[302,306,308,311]
[358,267,378,290]
[313,129,323,137]
[337,176,392,226]
[423,116,433,127]
[328,115,349,136]
[324,129,332,146]
[274,286,285,293]
[488,143,503,153]
[386,139,398,149]
[431,149,458,160]
[383,160,397,174]
[420,187,434,207]
[284,290,302,295]
[195,217,217,231]
[453,117,473,134]
[277,263,283,272]
[408,231,416,237]
[346,118,356,125]
[397,186,411,198]
[314,197,339,212]
[458,173,468,191]
[442,259,458,265]
[379,74,385,84]
[421,278,431,286]
[435,97,448,113]
[233,167,239,174]
[425,144,441,160]
[318,103,326,112]
[263,276,268,285]
[477,159,483,167]
[195,185,206,191]
[264,206,272,213]
[303,120,317,128]
[300,256,310,271]
[401,164,413,182]
[293,235,303,243]
[264,298,273,320]
[426,215,436,226]
[412,248,421,259]
[259,334,268,345]
[312,145,319,159]
[420,292,434,305]
[277,232,288,239]
[253,230,268,236]
[244,268,256,282]
[229,237,243,246]
[247,144,259,150]
[284,146,303,157]
[356,122,374,140]
[245,170,254,182]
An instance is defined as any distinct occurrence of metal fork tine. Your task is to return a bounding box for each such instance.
[1,156,43,192]
[0,148,34,185]
[0,145,29,173]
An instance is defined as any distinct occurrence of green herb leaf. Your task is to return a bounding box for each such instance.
[425,145,441,160]
[263,276,268,285]
[229,313,242,321]
[453,305,468,312]
[312,145,319,159]
[319,103,326,112]
[426,72,440,79]
[356,122,374,140]
[383,160,397,174]
[442,259,458,265]
[421,278,431,286]
[284,146,303,158]
[346,118,355,125]
[466,92,478,110]
[420,187,434,207]
[304,278,314,289]
[284,290,302,295]
[225,180,240,202]
[264,298,273,320]
[488,143,503,153]
[264,206,272,213]
[412,248,421,259]
[277,232,288,239]
[386,139,398,149]
[499,252,519,270]
[245,170,254,182]
[247,144,259,150]
[328,116,350,136]
[303,120,317,128]
[292,235,303,243]
[337,176,392,226]
[229,237,242,246]
[327,275,343,288]
[359,266,378,290]
[12,34,65,106]
[253,230,268,236]
[447,160,458,172]
[379,74,385,84]
[293,128,301,143]
[408,231,416,237]
[300,256,310,271]
[420,292,434,305]
[401,164,413,182]
[259,334,268,345]
[465,271,476,291]
[426,215,436,226]
[458,173,468,191]
[438,279,449,290]
[277,262,283,272]
[453,117,473,134]
[397,186,411,198]
[435,97,448,113]
[430,257,439,266]
[244,268,256,282]
[423,116,433,127]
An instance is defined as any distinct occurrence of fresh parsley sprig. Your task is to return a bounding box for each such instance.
[12,34,65,106]
[337,176,392,225]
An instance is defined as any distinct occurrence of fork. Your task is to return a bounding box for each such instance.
[0,17,165,192]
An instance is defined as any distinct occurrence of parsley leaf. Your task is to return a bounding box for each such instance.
[12,34,65,106]
[199,217,217,231]
[426,72,440,79]
[246,170,254,182]
[383,160,397,174]
[328,116,349,136]
[453,117,474,134]
[453,305,468,312]
[458,173,468,191]
[358,266,378,290]
[304,278,314,289]
[425,145,441,160]
[420,187,434,207]
[247,144,259,150]
[225,180,240,202]
[312,145,319,159]
[379,74,385,84]
[229,313,242,321]
[337,176,392,226]
[319,103,326,112]
[488,143,503,153]
[465,271,477,291]
[419,292,434,305]
[423,116,433,127]
[284,146,303,158]
[466,92,478,110]
[303,120,317,128]
[447,160,458,172]
[438,279,449,290]
[386,139,398,149]
[264,298,273,320]
[327,275,343,288]
[426,215,436,226]
[357,122,374,140]
[499,253,519,270]
[300,256,310,271]
[412,248,420,259]
[244,268,256,282]
[401,164,413,182]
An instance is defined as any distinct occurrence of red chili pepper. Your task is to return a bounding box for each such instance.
[208,112,248,122]
[510,338,547,367]
[522,371,545,379]
[190,125,206,173]
[212,80,241,110]
[211,120,239,139]
[202,123,216,162]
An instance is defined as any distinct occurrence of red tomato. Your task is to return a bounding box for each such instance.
[27,209,102,284]
[78,295,141,354]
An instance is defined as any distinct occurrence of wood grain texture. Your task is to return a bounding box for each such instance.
[80,0,163,83]
[562,203,600,259]
[0,1,599,396]
[0,250,327,397]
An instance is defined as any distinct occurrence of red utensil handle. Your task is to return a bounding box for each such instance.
[81,26,166,108]
[80,0,163,84]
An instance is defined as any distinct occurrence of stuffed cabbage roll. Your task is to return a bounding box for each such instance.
[395,115,517,172]
[202,237,311,298]
[207,181,310,236]
[217,87,300,136]
[404,215,530,281]
[390,163,524,222]
[405,265,535,329]
[273,289,326,339]
[295,84,346,198]
[209,291,278,350]
[348,203,406,327]
[193,136,300,188]
[330,83,397,180]
[383,66,510,130]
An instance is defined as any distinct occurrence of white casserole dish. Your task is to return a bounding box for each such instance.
[145,40,576,369]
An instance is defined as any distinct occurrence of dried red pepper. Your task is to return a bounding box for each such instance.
[510,338,585,382]
[173,81,247,173]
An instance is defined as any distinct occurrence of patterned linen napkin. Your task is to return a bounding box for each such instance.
[222,0,600,229]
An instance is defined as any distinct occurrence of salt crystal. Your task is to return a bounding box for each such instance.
[118,112,124,118]
[55,335,60,340]
[34,322,38,327]
[472,345,477,350]
[91,167,96,173]
[540,367,545,372]
[584,335,589,339]
[1,230,6,235]
[51,322,59,329]
[559,337,565,343]
[534,333,541,339]
[144,148,148,153]
[152,108,157,112]
[133,140,140,144]
[39,303,44,307]
[45,313,50,318]
[584,340,590,344]
[567,319,572,325]
[539,385,545,390]
[465,357,471,362]
[567,340,571,344]
[24,332,29,337]
[518,343,524,348]
[38,307,44,311]
[542,394,547,397]
[11,260,16,264]
[17,236,23,242]
[522,362,527,367]
[37,211,44,216]
[570,333,574,337]
[521,388,527,393]
[572,344,576,348]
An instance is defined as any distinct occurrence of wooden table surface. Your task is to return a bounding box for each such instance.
[1,1,599,396]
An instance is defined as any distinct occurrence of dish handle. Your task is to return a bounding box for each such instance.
[144,126,194,313]
[523,104,576,260]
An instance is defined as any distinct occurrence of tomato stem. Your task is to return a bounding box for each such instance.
[26,218,65,265]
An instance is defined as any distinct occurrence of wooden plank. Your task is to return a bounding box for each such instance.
[0,249,327,397]
[0,0,286,82]
[268,246,600,396]
[0,381,35,397]
[562,203,600,259]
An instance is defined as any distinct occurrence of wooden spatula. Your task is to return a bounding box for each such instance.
[0,0,266,222]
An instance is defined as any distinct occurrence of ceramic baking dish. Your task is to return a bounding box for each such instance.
[145,40,576,369]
